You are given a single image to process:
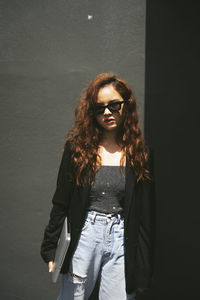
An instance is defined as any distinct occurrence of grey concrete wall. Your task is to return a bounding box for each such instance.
[0,1,146,299]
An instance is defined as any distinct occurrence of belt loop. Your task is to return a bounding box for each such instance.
[116,214,119,223]
[91,211,96,223]
[106,213,112,223]
[117,213,121,224]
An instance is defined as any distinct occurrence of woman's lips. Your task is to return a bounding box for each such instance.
[105,118,114,124]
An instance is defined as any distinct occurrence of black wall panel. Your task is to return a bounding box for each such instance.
[145,1,200,299]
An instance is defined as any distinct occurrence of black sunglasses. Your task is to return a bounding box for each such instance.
[94,101,125,115]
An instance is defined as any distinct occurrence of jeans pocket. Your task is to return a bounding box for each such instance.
[81,219,90,231]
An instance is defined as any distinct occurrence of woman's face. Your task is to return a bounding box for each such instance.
[95,84,125,132]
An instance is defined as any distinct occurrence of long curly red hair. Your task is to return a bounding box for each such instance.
[66,72,151,185]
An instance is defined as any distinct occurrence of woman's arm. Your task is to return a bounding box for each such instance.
[40,141,75,264]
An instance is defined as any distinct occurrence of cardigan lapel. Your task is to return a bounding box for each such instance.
[124,156,136,228]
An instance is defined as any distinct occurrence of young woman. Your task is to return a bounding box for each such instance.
[40,73,155,300]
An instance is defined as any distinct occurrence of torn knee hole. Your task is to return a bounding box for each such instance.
[69,272,87,284]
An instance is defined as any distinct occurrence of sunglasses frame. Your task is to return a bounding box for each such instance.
[94,100,125,115]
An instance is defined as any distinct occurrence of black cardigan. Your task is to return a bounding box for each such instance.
[40,142,155,294]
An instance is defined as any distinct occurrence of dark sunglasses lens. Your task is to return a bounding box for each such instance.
[95,106,105,114]
[108,102,121,111]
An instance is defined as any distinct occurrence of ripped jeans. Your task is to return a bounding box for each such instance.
[57,210,136,300]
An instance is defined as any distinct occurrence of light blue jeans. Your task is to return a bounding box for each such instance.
[57,210,136,300]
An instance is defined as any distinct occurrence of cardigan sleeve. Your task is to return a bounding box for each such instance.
[40,141,75,263]
[140,148,155,248]
[136,147,156,294]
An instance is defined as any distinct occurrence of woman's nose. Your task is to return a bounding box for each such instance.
[104,107,112,115]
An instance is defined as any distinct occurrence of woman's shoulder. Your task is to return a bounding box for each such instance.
[143,141,154,162]
[147,145,154,164]
[64,140,74,154]
[145,144,155,180]
[60,140,74,163]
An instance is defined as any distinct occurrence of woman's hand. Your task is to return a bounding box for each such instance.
[48,261,56,272]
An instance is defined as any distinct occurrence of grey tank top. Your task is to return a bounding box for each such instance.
[88,165,125,214]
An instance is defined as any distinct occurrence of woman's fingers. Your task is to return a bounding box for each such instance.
[48,261,55,272]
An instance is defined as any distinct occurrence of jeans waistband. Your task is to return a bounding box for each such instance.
[87,210,124,223]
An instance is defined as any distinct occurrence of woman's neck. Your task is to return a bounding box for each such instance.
[100,131,122,152]
[101,130,117,144]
